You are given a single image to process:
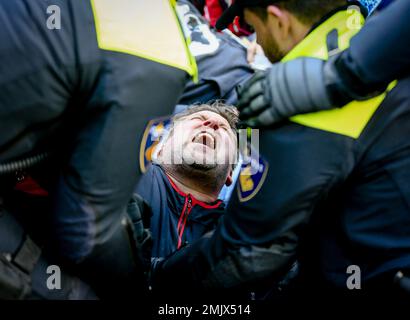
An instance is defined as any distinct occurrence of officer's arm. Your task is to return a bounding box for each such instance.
[345,0,410,88]
[51,58,187,297]
[153,125,354,292]
[238,0,410,126]
[326,0,410,107]
[46,0,194,298]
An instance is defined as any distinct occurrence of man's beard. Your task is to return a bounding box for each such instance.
[159,136,232,193]
[189,162,217,171]
[181,161,228,185]
[162,161,230,194]
[264,37,286,63]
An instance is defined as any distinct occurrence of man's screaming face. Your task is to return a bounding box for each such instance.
[158,110,237,173]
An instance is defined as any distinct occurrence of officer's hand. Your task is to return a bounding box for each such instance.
[127,194,153,266]
[237,71,270,127]
[127,194,152,239]
[237,57,333,127]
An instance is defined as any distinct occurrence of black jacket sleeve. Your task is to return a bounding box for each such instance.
[53,55,187,257]
[46,2,190,297]
[0,0,189,298]
[51,53,188,297]
[338,0,410,90]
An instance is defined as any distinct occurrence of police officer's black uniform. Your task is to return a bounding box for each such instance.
[0,0,196,299]
[153,7,410,297]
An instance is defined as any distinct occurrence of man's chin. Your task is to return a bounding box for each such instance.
[182,149,218,171]
[267,54,284,64]
[188,162,217,171]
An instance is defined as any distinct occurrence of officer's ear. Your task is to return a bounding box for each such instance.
[225,169,233,187]
[266,5,291,40]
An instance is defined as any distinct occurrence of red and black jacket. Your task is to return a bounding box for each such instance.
[135,164,224,261]
[205,0,253,36]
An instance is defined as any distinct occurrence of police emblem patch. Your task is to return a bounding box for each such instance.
[176,2,221,57]
[139,116,172,173]
[237,146,269,202]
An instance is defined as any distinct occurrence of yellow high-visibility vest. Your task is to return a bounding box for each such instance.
[284,9,395,139]
[90,0,198,81]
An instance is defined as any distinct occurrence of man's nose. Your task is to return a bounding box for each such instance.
[203,119,219,131]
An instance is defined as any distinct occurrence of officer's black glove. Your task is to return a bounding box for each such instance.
[72,194,154,299]
[127,194,153,270]
[237,57,333,127]
[237,53,389,128]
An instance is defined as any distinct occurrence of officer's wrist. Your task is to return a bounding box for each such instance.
[325,52,387,107]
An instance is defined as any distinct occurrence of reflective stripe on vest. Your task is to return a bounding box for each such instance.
[90,0,198,81]
[284,9,395,139]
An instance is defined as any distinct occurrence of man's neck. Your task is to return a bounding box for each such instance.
[287,17,311,53]
[162,166,220,203]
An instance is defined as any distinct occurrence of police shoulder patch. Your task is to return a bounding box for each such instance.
[237,146,269,203]
[139,116,172,173]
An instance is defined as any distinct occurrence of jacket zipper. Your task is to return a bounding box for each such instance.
[177,195,193,249]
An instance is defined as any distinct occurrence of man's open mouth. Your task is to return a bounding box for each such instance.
[192,131,216,149]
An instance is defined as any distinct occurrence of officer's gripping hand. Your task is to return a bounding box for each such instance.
[237,57,333,127]
[127,194,153,271]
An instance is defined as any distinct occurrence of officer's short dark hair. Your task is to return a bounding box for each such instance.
[250,0,347,25]
[172,102,239,131]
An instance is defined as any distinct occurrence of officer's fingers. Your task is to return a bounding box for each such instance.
[238,80,264,109]
[237,78,265,110]
[237,71,265,97]
[239,94,268,120]
[247,41,258,64]
[258,108,278,126]
[243,117,262,128]
[245,108,277,128]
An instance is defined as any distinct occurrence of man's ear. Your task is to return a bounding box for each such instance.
[157,146,163,157]
[153,141,164,164]
[225,169,233,187]
[267,5,291,39]
[153,130,171,163]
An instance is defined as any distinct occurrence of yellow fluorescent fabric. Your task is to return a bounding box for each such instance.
[90,0,197,78]
[283,10,393,139]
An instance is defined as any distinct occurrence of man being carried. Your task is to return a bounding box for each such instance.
[135,103,238,267]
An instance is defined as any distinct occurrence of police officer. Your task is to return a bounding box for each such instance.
[235,0,409,126]
[0,0,196,299]
[153,0,410,297]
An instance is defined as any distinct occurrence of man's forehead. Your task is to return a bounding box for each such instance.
[182,110,230,125]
